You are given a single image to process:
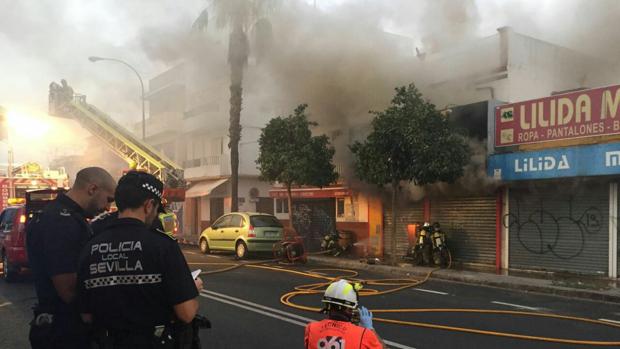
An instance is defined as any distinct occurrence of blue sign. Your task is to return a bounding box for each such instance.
[487,142,620,181]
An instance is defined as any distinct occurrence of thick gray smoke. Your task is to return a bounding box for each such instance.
[3,0,620,172]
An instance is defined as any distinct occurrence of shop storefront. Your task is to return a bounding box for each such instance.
[489,84,620,277]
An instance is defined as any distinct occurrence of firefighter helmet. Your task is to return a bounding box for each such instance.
[423,222,431,227]
[322,279,359,309]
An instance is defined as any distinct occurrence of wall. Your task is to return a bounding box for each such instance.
[236,178,273,212]
[505,30,615,103]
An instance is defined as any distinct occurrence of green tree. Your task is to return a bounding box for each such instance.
[198,0,277,212]
[257,104,338,227]
[350,84,470,264]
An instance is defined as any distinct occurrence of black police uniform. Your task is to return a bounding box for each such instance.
[26,193,93,349]
[78,216,197,348]
[91,209,165,238]
[91,210,119,237]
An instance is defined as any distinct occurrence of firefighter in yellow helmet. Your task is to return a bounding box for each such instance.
[304,279,385,349]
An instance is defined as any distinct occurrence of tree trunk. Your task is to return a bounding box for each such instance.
[391,179,398,265]
[287,184,294,230]
[228,23,247,213]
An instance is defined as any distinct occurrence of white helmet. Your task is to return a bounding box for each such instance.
[322,279,359,309]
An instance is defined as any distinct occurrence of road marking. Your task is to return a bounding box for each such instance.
[185,251,198,255]
[599,318,620,325]
[413,288,448,295]
[200,290,416,349]
[492,301,540,311]
[202,290,313,323]
[0,302,12,308]
[200,292,308,327]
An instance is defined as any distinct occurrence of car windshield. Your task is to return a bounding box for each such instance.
[250,215,283,228]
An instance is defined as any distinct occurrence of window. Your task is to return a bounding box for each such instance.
[212,215,231,229]
[1,208,17,231]
[250,215,283,228]
[230,214,243,228]
[336,198,345,218]
[276,199,289,214]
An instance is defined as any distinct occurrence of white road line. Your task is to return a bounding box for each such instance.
[492,301,540,311]
[185,251,198,255]
[201,290,416,349]
[599,318,620,325]
[0,302,12,308]
[202,289,317,323]
[413,288,448,296]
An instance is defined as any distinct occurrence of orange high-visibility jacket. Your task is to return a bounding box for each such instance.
[304,319,383,349]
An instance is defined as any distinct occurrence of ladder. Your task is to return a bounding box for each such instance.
[48,81,184,188]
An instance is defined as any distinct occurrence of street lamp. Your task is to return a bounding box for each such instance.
[88,56,146,140]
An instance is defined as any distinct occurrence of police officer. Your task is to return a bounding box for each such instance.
[27,167,116,349]
[305,279,384,349]
[77,171,203,348]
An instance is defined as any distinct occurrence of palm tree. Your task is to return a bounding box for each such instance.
[195,0,276,212]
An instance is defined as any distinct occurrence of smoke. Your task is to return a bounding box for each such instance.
[3,0,620,171]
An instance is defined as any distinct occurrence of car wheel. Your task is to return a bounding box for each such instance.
[2,253,16,283]
[235,241,248,259]
[199,238,210,254]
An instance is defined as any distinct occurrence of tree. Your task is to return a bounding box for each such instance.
[350,84,470,265]
[204,0,277,212]
[257,104,338,228]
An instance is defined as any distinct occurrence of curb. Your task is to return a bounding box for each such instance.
[305,256,620,304]
[178,238,198,246]
[177,241,620,303]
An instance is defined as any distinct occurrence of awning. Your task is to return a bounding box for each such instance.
[185,178,228,198]
[269,187,351,199]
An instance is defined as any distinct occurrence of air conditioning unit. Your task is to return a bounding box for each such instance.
[249,187,259,203]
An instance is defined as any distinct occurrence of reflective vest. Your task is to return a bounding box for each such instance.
[158,212,176,238]
[304,319,382,349]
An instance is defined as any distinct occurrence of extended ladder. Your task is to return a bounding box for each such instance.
[48,80,184,188]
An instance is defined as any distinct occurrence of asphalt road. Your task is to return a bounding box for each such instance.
[2,245,620,349]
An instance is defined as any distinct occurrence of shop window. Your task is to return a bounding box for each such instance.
[276,198,289,213]
[336,198,345,217]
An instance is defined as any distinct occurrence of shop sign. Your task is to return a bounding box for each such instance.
[495,85,620,147]
[488,142,620,180]
[269,187,351,199]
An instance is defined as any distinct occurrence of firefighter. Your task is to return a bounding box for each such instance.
[304,279,385,349]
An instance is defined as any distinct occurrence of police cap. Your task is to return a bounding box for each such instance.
[117,171,165,212]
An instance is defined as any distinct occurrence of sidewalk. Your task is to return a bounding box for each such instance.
[306,255,620,303]
[177,237,620,303]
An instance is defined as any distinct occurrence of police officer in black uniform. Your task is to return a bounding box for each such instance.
[27,167,117,349]
[77,171,203,348]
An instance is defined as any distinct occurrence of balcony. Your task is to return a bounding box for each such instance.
[183,155,231,179]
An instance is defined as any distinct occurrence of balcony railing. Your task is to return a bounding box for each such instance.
[183,155,231,179]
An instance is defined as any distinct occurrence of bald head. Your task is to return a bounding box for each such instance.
[74,167,116,190]
[69,167,116,218]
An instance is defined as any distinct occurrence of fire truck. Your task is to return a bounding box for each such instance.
[0,162,69,211]
[48,80,185,236]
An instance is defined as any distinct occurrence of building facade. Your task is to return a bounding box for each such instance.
[385,27,620,274]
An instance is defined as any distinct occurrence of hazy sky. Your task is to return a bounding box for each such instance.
[1,0,619,166]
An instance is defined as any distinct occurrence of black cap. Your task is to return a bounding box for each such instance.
[118,171,164,209]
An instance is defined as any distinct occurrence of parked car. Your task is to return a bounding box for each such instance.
[0,189,65,282]
[198,212,284,259]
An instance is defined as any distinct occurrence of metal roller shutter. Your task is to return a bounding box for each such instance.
[383,203,424,259]
[509,182,608,275]
[430,196,497,266]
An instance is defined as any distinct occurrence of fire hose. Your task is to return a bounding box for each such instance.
[188,251,620,346]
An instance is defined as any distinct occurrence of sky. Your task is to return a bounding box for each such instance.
[1,0,619,167]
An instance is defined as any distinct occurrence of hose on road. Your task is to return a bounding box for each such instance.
[189,252,620,346]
